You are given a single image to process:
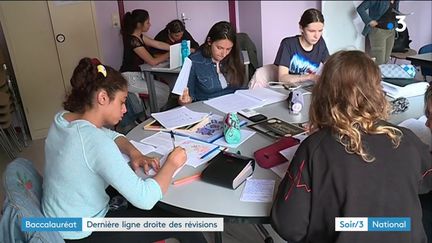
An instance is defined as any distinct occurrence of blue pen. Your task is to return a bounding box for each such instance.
[199,146,220,159]
[170,130,176,149]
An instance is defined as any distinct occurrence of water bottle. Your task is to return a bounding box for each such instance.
[181,40,190,65]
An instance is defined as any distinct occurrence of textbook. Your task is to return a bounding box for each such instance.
[201,151,255,190]
[381,78,429,98]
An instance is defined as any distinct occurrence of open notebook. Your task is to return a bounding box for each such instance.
[151,41,190,71]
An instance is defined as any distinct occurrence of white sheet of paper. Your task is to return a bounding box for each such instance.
[140,132,219,168]
[135,154,183,179]
[270,162,290,179]
[172,58,192,95]
[213,129,256,148]
[279,144,300,162]
[204,93,264,113]
[141,132,188,155]
[151,106,209,130]
[235,88,288,106]
[240,179,275,203]
[121,140,157,162]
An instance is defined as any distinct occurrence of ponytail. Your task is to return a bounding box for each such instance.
[121,9,149,36]
[63,58,127,113]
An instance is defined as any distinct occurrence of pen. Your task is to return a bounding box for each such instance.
[170,130,176,149]
[172,172,202,185]
[199,146,220,159]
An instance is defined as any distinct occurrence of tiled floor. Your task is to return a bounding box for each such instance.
[0,139,284,243]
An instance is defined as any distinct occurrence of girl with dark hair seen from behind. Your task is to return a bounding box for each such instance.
[271,50,432,243]
[177,21,244,105]
[42,58,207,243]
[152,19,200,55]
[274,8,329,85]
[120,9,170,110]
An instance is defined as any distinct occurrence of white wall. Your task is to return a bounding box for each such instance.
[238,1,263,66]
[322,1,365,54]
[94,1,123,70]
[260,1,320,65]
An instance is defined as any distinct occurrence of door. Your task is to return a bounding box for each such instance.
[48,1,101,89]
[0,1,65,139]
[176,1,229,45]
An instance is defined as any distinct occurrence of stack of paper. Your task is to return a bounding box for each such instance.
[151,106,209,130]
[381,79,429,98]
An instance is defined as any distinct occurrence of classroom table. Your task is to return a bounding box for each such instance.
[126,89,424,242]
[407,53,432,69]
[140,64,181,113]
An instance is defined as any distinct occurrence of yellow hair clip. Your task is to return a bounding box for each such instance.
[97,64,107,77]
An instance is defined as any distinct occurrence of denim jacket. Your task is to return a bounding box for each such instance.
[187,51,241,101]
[357,0,400,36]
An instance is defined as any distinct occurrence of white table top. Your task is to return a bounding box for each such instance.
[126,88,425,221]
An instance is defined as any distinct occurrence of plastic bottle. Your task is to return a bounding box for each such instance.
[181,40,190,65]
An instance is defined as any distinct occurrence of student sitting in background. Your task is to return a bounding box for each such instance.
[42,58,206,243]
[151,19,199,55]
[120,9,170,110]
[274,8,329,85]
[177,21,244,105]
[271,50,432,243]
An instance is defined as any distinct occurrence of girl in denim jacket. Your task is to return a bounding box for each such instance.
[177,21,245,104]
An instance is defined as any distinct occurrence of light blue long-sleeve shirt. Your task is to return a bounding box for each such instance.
[42,111,162,240]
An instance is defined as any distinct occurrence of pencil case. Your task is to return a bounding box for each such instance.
[254,136,300,169]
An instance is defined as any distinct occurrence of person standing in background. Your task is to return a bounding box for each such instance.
[357,0,400,65]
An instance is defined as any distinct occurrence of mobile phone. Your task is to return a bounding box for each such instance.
[238,109,267,122]
[248,114,267,122]
[238,108,260,118]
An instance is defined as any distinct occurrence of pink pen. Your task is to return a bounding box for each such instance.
[172,172,202,185]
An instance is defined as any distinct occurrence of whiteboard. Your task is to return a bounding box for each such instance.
[322,1,365,54]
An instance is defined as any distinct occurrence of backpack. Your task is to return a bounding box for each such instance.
[392,27,412,53]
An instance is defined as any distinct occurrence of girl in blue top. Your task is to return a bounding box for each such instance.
[42,58,206,242]
[178,21,245,104]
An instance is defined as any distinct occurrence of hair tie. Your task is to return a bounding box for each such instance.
[97,64,107,77]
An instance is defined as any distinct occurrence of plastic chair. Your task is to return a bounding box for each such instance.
[419,44,432,81]
[0,91,23,159]
[0,158,65,243]
[248,64,279,89]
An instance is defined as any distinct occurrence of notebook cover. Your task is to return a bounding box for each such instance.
[201,152,254,189]
[382,78,424,87]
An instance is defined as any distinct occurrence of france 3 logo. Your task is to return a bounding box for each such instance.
[388,15,407,32]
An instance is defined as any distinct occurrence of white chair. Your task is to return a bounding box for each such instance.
[248,64,279,89]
